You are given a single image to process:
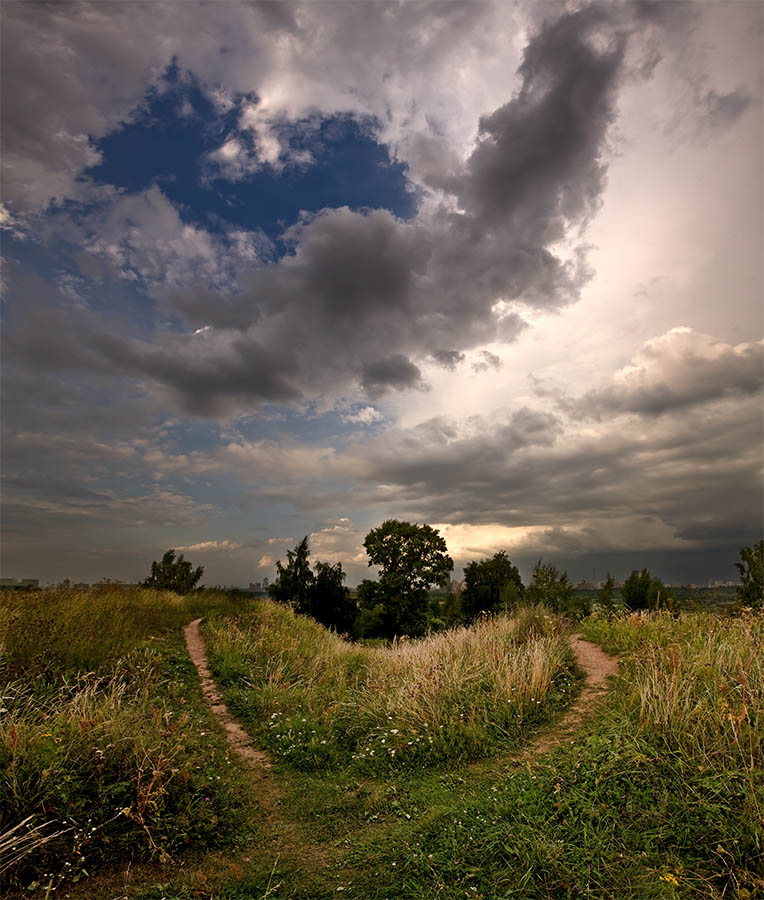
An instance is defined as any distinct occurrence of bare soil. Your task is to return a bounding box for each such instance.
[521,634,619,759]
[184,618,271,767]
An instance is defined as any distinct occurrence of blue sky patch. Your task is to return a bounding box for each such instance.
[85,65,417,244]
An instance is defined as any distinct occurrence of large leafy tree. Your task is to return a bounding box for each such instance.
[269,536,314,611]
[736,540,764,608]
[461,551,524,622]
[143,549,204,594]
[362,520,453,638]
[269,538,357,633]
[304,561,357,635]
[621,568,669,611]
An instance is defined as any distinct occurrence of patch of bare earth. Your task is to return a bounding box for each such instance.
[519,634,619,759]
[184,618,271,768]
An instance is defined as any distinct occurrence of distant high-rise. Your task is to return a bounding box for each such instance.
[262,576,269,590]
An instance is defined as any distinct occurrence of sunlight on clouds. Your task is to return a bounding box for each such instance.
[175,539,242,552]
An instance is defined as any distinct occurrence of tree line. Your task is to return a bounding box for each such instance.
[143,533,764,638]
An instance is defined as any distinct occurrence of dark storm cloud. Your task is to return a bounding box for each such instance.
[5,3,640,416]
[347,392,763,552]
[431,349,466,370]
[362,355,424,397]
[458,4,626,236]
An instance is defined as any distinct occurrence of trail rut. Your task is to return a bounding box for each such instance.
[184,620,618,770]
[184,617,271,768]
[520,634,618,760]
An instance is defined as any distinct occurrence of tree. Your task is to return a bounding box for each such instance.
[597,572,617,616]
[622,568,670,611]
[269,539,358,634]
[526,560,587,617]
[461,551,524,622]
[143,549,204,594]
[362,520,453,638]
[305,561,357,635]
[269,536,314,610]
[736,540,764,608]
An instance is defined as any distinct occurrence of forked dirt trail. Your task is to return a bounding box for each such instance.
[184,618,338,887]
[185,620,618,770]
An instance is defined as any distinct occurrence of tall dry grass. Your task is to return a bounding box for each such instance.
[204,601,576,770]
[0,585,246,676]
[0,587,252,890]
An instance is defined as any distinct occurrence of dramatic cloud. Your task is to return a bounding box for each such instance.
[572,329,764,418]
[1,1,760,585]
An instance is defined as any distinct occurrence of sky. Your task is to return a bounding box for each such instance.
[1,0,762,588]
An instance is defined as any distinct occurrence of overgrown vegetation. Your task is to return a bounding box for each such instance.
[205,600,577,774]
[0,587,253,893]
[3,543,761,899]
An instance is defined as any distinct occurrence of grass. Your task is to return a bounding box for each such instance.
[2,588,761,900]
[0,586,246,677]
[0,587,256,894]
[204,601,578,773]
[143,606,762,900]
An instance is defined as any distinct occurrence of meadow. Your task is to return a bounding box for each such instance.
[0,588,761,899]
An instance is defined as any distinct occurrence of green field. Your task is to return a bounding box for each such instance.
[1,588,761,899]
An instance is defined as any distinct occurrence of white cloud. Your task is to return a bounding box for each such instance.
[342,406,384,425]
[175,539,242,552]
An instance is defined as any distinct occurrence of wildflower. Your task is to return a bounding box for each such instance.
[660,873,679,886]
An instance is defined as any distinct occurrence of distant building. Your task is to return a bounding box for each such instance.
[574,579,596,591]
[0,578,40,589]
[249,581,262,592]
[262,576,269,590]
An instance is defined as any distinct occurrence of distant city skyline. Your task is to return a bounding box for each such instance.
[2,1,762,588]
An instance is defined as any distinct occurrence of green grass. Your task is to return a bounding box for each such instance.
[3,590,761,900]
[0,587,256,894]
[204,601,578,774]
[0,586,246,676]
[141,607,761,900]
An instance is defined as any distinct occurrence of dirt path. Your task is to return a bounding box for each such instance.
[184,617,271,767]
[519,633,619,759]
[184,618,335,888]
[185,621,618,772]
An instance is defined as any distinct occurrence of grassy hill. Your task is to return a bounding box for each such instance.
[1,588,761,898]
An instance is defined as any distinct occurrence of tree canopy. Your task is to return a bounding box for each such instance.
[736,540,764,608]
[622,568,668,611]
[143,549,204,594]
[361,520,453,638]
[269,536,313,610]
[526,560,589,617]
[461,551,524,621]
[268,537,357,634]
